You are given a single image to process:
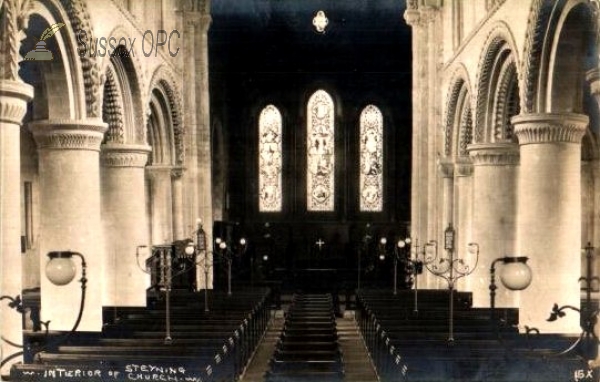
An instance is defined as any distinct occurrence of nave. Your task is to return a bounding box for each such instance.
[8,285,592,382]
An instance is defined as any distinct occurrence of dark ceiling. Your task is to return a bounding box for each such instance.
[208,0,413,222]
[209,0,411,75]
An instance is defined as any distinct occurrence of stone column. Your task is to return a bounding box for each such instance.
[101,144,151,307]
[426,158,454,289]
[146,165,174,245]
[182,12,200,232]
[454,158,473,292]
[171,167,185,240]
[586,69,600,247]
[29,119,107,332]
[468,143,519,307]
[404,8,429,248]
[0,80,33,374]
[513,113,588,333]
[404,6,440,250]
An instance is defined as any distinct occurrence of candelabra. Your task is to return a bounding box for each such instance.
[215,236,248,296]
[489,256,532,336]
[137,244,175,344]
[425,224,479,342]
[357,223,373,293]
[377,236,416,295]
[135,219,214,344]
[184,219,212,313]
[547,242,600,365]
[400,238,437,314]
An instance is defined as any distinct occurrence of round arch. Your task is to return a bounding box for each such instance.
[147,65,183,166]
[18,0,87,120]
[444,64,472,157]
[521,0,597,114]
[474,22,521,143]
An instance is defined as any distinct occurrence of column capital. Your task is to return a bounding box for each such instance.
[587,68,600,96]
[145,164,174,180]
[28,118,108,151]
[437,157,454,178]
[0,80,34,124]
[171,166,185,179]
[185,13,212,32]
[512,113,588,145]
[455,157,473,177]
[404,5,438,27]
[101,144,151,168]
[468,142,520,166]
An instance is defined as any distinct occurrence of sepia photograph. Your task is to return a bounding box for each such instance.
[0,0,598,381]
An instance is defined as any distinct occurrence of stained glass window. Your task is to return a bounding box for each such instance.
[258,105,282,212]
[359,105,383,212]
[307,90,335,211]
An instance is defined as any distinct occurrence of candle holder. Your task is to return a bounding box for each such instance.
[547,242,600,365]
[400,238,438,314]
[357,223,373,293]
[136,219,215,344]
[425,224,479,342]
[215,236,248,296]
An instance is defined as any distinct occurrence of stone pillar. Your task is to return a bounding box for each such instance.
[454,158,473,292]
[171,167,185,240]
[468,143,519,307]
[586,69,600,247]
[426,158,454,289]
[405,8,428,249]
[404,6,439,250]
[101,144,151,307]
[0,80,33,374]
[146,165,174,245]
[29,119,107,332]
[513,113,588,333]
[182,12,200,232]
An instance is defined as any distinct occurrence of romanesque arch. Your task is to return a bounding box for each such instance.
[147,65,184,166]
[444,65,471,157]
[474,22,520,143]
[520,0,597,114]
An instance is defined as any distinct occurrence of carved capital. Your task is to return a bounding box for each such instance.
[101,144,151,168]
[29,118,108,151]
[512,113,588,145]
[403,9,421,27]
[468,142,520,166]
[587,68,600,96]
[437,158,454,178]
[145,165,173,181]
[455,158,473,177]
[0,80,33,124]
[171,166,185,179]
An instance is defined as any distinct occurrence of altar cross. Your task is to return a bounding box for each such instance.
[316,238,325,251]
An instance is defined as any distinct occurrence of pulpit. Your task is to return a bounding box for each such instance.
[146,241,196,291]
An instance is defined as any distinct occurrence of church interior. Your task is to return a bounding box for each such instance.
[1,0,600,381]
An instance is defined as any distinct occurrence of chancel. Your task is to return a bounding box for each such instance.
[1,0,600,381]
